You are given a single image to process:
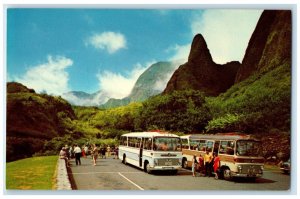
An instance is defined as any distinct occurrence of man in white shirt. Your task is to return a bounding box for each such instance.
[74,144,82,165]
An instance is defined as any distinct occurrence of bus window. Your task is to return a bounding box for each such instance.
[213,141,220,154]
[135,138,141,148]
[120,136,127,146]
[128,137,138,147]
[206,141,214,152]
[199,140,206,151]
[226,141,235,155]
[181,138,189,149]
[190,139,199,150]
[139,138,143,149]
[219,141,228,154]
[143,138,152,150]
[128,137,133,147]
[219,141,234,155]
[236,140,262,156]
[154,137,181,151]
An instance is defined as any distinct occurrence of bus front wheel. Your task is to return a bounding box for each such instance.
[144,162,151,174]
[223,168,231,181]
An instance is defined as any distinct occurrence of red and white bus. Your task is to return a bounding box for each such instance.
[119,132,182,174]
[181,133,264,180]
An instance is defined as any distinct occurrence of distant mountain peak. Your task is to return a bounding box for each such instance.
[164,34,241,96]
[188,34,213,63]
[101,61,179,108]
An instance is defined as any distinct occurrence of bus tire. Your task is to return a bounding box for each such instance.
[144,161,151,174]
[182,158,188,169]
[123,154,127,165]
[223,168,231,181]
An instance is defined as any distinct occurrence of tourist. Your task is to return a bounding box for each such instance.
[92,144,99,166]
[192,155,198,177]
[106,145,111,158]
[213,152,221,179]
[59,147,70,167]
[74,144,82,165]
[204,150,213,177]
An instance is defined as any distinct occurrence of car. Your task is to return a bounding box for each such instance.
[280,158,290,174]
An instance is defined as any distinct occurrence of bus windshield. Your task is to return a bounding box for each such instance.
[153,137,181,151]
[236,140,262,157]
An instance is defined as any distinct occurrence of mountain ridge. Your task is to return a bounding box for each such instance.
[163,34,241,96]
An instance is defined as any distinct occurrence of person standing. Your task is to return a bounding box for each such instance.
[69,145,74,159]
[81,146,86,158]
[213,152,221,179]
[192,155,198,177]
[204,150,212,177]
[198,154,204,176]
[101,146,106,159]
[106,145,111,158]
[114,146,119,159]
[74,144,82,166]
[92,144,99,166]
[84,145,89,157]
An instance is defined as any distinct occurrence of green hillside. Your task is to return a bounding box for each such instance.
[6,82,76,161]
[206,62,290,133]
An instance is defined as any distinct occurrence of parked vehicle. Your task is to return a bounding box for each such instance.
[181,132,265,181]
[119,132,182,174]
[280,158,291,174]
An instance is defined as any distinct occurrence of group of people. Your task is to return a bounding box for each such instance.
[89,144,119,166]
[191,151,220,179]
[59,144,119,167]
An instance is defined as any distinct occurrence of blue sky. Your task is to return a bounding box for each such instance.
[7,9,262,99]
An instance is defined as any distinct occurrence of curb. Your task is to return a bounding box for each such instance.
[56,158,72,190]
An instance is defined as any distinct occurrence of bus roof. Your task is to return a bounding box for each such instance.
[121,132,180,138]
[181,133,260,141]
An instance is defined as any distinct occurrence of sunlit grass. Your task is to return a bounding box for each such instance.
[6,156,58,190]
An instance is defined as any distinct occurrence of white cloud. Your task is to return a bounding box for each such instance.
[167,44,191,63]
[86,31,127,54]
[62,91,110,106]
[14,55,73,95]
[153,60,182,91]
[96,61,155,99]
[191,10,263,64]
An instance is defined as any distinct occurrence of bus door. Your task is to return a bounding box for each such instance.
[213,141,220,154]
[139,138,143,167]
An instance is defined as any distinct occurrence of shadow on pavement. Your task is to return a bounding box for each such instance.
[233,177,276,184]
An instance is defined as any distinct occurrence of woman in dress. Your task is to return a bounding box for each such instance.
[213,152,221,179]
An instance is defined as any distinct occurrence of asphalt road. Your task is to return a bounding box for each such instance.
[68,156,290,191]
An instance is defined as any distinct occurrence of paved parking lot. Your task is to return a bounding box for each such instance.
[68,156,291,191]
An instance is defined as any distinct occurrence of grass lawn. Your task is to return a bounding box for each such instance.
[6,156,58,190]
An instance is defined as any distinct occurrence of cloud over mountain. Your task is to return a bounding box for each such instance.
[96,61,155,99]
[14,55,73,95]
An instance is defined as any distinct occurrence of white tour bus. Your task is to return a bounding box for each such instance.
[119,132,182,174]
[181,133,265,180]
